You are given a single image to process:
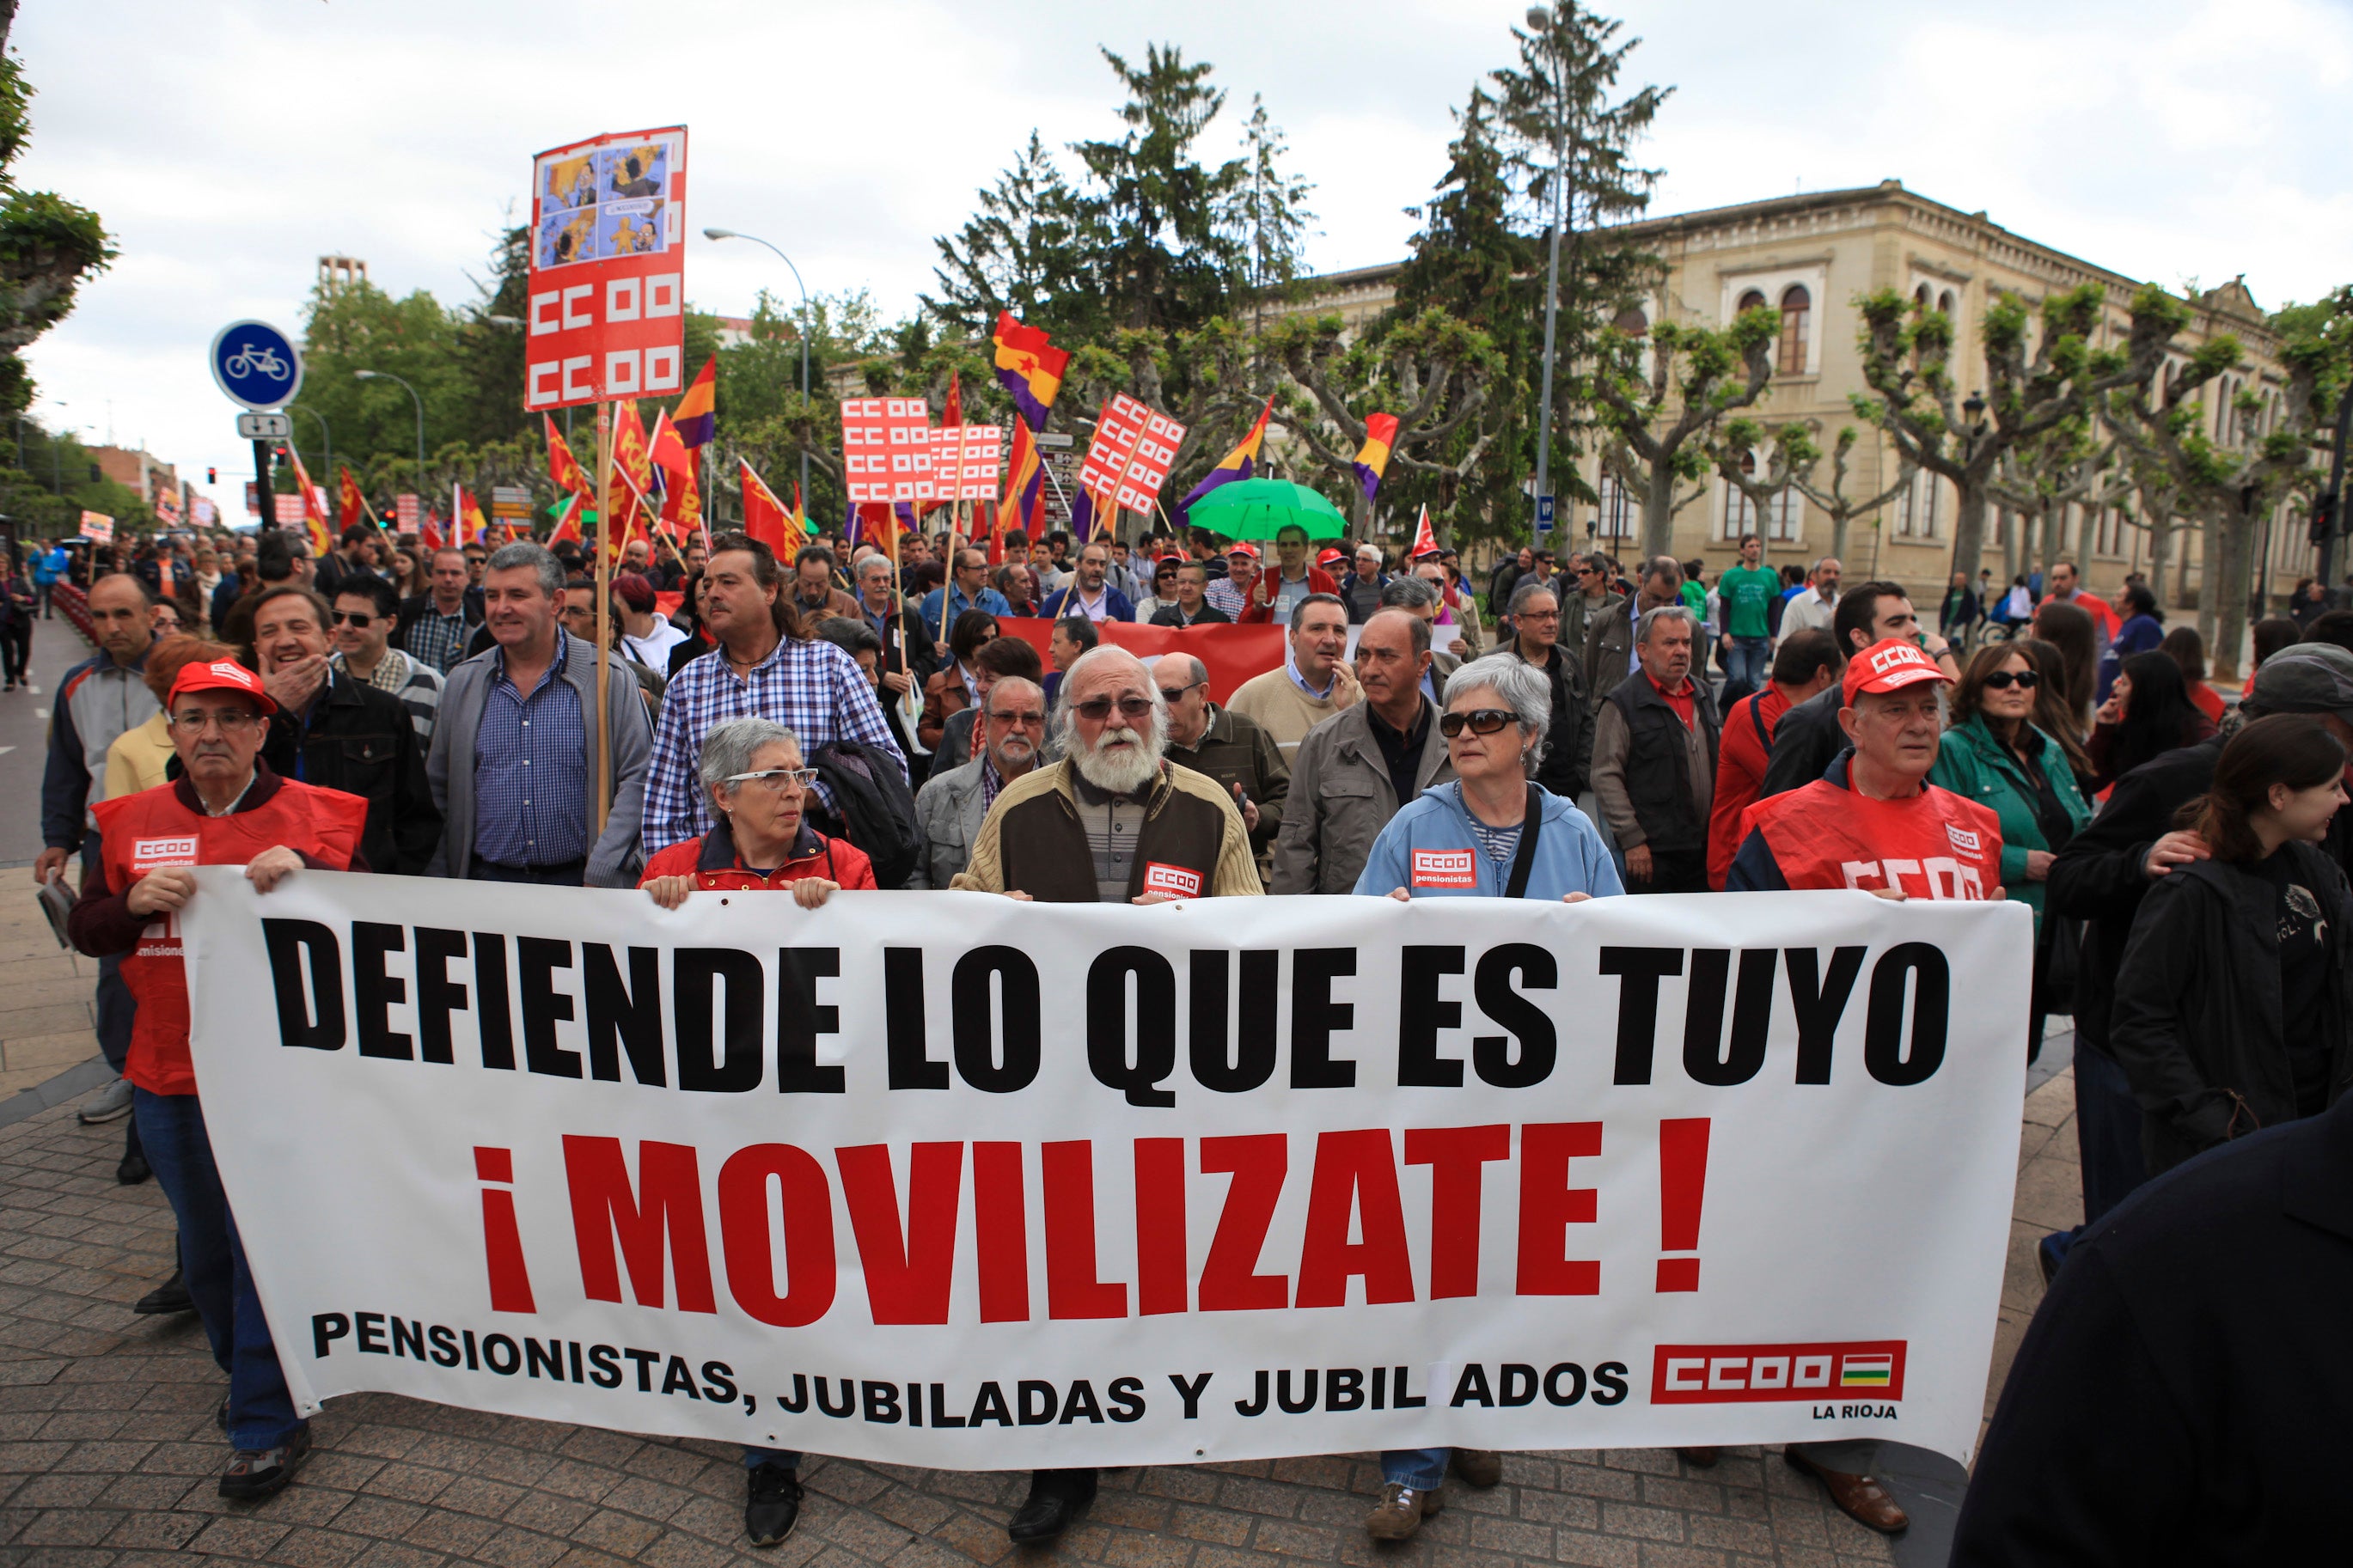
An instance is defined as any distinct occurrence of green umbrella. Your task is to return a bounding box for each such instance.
[1184,478,1348,542]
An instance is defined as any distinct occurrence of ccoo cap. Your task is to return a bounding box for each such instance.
[167,658,278,717]
[1843,638,1951,705]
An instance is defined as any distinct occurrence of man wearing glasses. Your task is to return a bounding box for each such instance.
[909,675,1047,888]
[1559,550,1623,655]
[1154,654,1287,881]
[327,577,442,740]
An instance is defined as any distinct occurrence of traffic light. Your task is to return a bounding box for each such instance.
[206,466,217,485]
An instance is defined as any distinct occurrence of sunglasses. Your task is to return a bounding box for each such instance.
[1982,669,2040,691]
[1073,695,1155,721]
[329,611,376,627]
[1157,681,1205,705]
[1439,709,1516,737]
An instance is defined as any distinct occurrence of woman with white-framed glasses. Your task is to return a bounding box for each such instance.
[639,717,877,911]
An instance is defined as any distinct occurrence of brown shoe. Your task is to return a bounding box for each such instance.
[1783,1451,1908,1534]
[1366,1481,1441,1540]
[1451,1449,1501,1488]
[1678,1446,1720,1468]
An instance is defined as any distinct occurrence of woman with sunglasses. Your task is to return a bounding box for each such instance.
[1354,654,1622,904]
[637,720,871,1547]
[1930,644,2093,1055]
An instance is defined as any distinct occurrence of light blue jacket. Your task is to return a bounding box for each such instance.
[1353,781,1625,901]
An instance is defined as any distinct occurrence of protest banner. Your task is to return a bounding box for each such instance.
[77,509,113,544]
[995,617,1287,704]
[1079,394,1188,516]
[933,424,1004,503]
[841,397,933,506]
[181,873,2025,1471]
[525,126,688,410]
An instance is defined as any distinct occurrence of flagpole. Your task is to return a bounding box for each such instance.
[592,401,615,839]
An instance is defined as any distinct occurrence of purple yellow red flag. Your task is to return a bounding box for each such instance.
[991,311,1067,432]
[1354,413,1398,502]
[1177,394,1273,519]
[993,419,1047,562]
[455,485,489,546]
[670,356,717,449]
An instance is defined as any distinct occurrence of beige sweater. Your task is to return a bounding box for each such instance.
[1228,662,1362,760]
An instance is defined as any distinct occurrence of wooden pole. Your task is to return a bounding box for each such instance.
[592,402,615,837]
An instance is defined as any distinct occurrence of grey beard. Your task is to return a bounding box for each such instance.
[1072,730,1162,794]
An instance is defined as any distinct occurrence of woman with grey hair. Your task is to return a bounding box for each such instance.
[1352,652,1622,906]
[636,714,875,1546]
[639,716,877,911]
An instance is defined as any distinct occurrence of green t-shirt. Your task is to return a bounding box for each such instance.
[1718,564,1780,639]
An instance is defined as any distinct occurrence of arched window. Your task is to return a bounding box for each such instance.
[1914,284,1931,308]
[1939,290,1956,317]
[1736,289,1767,320]
[1777,284,1811,375]
[1612,305,1649,337]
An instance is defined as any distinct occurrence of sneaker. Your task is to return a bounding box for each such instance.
[133,1267,194,1316]
[219,1424,311,1502]
[743,1461,803,1547]
[1366,1481,1440,1541]
[78,1077,133,1125]
[1452,1449,1502,1488]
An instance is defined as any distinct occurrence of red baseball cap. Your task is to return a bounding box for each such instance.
[1843,638,1950,705]
[1225,540,1260,560]
[168,657,278,716]
[1317,546,1346,568]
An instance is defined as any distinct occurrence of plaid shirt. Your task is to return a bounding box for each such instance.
[645,636,906,850]
[405,601,475,674]
[1205,577,1250,619]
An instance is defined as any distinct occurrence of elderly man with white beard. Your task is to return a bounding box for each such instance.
[952,644,1262,906]
[948,644,1262,1547]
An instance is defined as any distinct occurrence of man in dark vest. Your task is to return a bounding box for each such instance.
[948,642,1259,1545]
[1590,603,1719,893]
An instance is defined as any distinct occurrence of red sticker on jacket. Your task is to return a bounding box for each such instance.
[1141,862,1204,898]
[1411,849,1479,888]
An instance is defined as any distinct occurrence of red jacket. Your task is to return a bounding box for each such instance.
[1236,566,1340,624]
[1727,751,2003,900]
[640,820,878,892]
[78,767,368,1095]
[1707,685,1790,890]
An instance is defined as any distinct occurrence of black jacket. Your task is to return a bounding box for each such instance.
[1954,1092,2353,1565]
[1497,633,1594,800]
[2044,736,2225,1052]
[1756,682,1845,799]
[1149,601,1232,627]
[260,668,442,876]
[2109,845,2353,1172]
[1600,667,1719,855]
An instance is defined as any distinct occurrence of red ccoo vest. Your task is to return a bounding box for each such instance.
[92,778,368,1095]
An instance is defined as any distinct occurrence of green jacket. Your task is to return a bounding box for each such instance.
[1929,713,2093,928]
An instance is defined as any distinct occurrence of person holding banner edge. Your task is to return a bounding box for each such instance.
[68,656,370,1501]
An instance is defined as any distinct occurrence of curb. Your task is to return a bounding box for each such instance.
[0,1053,113,1132]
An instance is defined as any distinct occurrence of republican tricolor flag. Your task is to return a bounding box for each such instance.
[1354,412,1398,502]
[1177,394,1272,520]
[991,312,1067,432]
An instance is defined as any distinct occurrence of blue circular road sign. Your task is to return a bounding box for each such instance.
[209,320,304,410]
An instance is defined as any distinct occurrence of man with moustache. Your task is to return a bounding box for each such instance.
[909,675,1046,888]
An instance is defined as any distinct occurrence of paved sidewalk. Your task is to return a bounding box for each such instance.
[0,1050,2081,1568]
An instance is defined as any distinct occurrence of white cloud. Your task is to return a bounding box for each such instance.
[14,0,2346,521]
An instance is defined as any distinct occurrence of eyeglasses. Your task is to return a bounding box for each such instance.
[1517,608,1561,622]
[988,708,1048,728]
[724,767,817,794]
[169,709,261,735]
[1439,709,1517,737]
[1982,669,2040,691]
[329,611,376,627]
[1157,681,1206,705]
[1072,695,1155,721]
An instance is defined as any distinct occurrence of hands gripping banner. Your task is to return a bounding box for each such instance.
[180,876,2025,1468]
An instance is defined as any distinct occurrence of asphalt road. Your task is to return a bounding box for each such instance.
[0,611,101,869]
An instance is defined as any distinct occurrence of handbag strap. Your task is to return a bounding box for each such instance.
[1503,784,1546,900]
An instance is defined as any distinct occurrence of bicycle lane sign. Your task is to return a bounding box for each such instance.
[210,320,304,410]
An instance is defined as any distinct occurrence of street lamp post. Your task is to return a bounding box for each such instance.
[705,227,811,508]
[1527,5,1566,545]
[353,369,425,486]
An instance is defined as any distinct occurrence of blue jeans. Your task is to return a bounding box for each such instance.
[1721,636,1771,701]
[132,1089,302,1450]
[743,1447,804,1470]
[1382,1448,1449,1489]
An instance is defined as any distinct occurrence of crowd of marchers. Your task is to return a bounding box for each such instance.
[26,516,2353,1559]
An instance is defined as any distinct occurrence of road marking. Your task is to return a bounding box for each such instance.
[0,746,14,757]
[33,708,47,720]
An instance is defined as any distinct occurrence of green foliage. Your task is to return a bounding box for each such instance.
[0,52,112,414]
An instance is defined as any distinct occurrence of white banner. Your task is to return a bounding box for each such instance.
[181,873,2028,1467]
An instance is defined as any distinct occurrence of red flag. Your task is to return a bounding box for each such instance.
[858,501,905,559]
[740,459,792,553]
[548,493,584,546]
[941,369,963,430]
[419,513,444,552]
[1410,503,1438,558]
[545,415,591,498]
[336,466,367,530]
[648,410,694,479]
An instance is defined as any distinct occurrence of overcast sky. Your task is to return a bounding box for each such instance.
[17,0,2350,520]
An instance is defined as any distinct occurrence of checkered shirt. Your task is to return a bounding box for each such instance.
[644,636,907,851]
[404,602,475,674]
[1205,577,1250,619]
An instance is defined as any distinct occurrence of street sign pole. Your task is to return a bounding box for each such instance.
[252,439,275,530]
